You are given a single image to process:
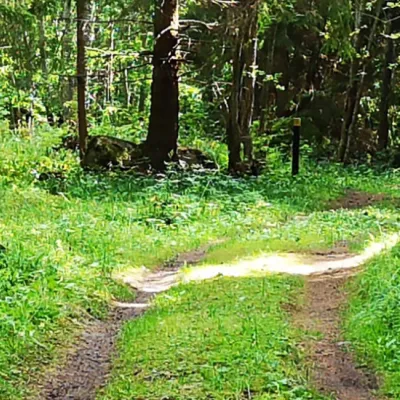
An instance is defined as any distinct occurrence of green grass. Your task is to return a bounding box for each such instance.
[345,244,400,398]
[98,276,327,400]
[0,125,399,398]
[203,206,400,265]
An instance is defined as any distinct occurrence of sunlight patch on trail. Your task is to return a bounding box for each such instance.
[183,233,400,281]
[116,234,400,297]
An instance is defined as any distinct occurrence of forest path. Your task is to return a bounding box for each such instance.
[36,247,210,400]
[111,234,398,400]
[37,232,398,400]
[297,269,379,400]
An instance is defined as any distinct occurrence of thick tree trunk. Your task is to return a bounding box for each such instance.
[77,0,90,161]
[146,0,179,170]
[378,19,395,151]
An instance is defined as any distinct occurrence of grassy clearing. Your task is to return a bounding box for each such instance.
[99,276,327,400]
[0,126,399,398]
[345,244,400,398]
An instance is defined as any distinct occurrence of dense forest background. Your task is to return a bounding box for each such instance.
[1,0,400,172]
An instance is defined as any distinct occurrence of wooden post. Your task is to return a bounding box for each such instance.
[292,118,301,176]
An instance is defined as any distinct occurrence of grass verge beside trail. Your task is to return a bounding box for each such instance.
[345,244,400,398]
[99,276,327,400]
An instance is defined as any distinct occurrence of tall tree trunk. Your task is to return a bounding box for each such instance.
[122,67,131,107]
[77,0,90,161]
[378,17,395,151]
[39,15,52,126]
[60,0,74,121]
[339,0,384,162]
[338,62,359,162]
[106,23,115,104]
[258,24,277,136]
[39,17,48,76]
[240,5,258,162]
[138,35,149,113]
[121,26,132,107]
[337,0,364,162]
[146,0,180,170]
[344,0,384,162]
[227,32,244,171]
[227,1,259,171]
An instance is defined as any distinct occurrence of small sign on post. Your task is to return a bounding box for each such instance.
[292,118,301,176]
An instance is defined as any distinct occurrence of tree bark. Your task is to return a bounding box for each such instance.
[106,23,115,104]
[122,26,132,107]
[122,67,131,107]
[339,0,384,162]
[227,31,243,171]
[38,16,48,76]
[378,16,395,151]
[258,24,277,136]
[59,0,74,121]
[138,35,149,113]
[146,0,180,170]
[226,0,259,171]
[338,62,359,162]
[240,5,258,162]
[337,0,364,162]
[77,0,90,161]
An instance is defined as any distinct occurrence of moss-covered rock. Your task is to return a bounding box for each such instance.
[83,136,147,170]
[80,136,217,171]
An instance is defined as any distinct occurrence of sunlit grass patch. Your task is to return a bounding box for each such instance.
[203,207,400,265]
[99,276,328,400]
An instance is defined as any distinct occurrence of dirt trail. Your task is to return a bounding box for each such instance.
[37,248,209,400]
[37,191,395,400]
[39,293,151,400]
[298,270,379,400]
[328,190,388,210]
[38,241,397,400]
